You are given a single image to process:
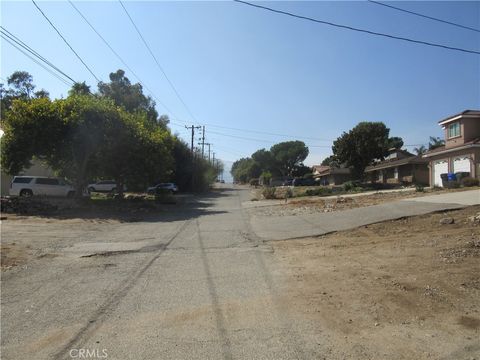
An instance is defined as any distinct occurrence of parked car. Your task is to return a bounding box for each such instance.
[88,180,126,193]
[282,179,293,186]
[147,183,178,195]
[10,176,76,197]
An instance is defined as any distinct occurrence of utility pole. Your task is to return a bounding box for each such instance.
[212,152,216,167]
[200,126,205,158]
[204,143,212,163]
[185,125,201,153]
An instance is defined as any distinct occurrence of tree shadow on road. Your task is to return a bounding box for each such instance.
[2,187,238,223]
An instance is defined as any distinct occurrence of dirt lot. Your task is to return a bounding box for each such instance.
[272,206,480,359]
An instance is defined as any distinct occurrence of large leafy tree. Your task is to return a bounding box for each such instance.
[251,148,274,174]
[332,122,395,179]
[98,69,162,129]
[0,71,49,116]
[321,155,339,167]
[1,94,174,197]
[231,158,261,183]
[269,140,309,177]
[68,82,91,96]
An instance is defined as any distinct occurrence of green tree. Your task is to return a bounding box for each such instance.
[1,97,64,176]
[231,157,260,183]
[332,122,392,179]
[1,71,49,116]
[68,82,91,96]
[98,69,161,128]
[387,136,404,149]
[321,155,339,167]
[2,94,174,197]
[96,111,174,196]
[7,71,35,98]
[251,149,273,172]
[269,141,309,177]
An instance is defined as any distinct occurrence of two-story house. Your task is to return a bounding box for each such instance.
[423,110,480,187]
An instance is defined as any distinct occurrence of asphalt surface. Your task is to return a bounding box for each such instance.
[1,186,478,359]
[1,187,316,360]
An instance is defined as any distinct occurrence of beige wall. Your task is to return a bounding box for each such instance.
[444,116,480,149]
[463,117,480,143]
[444,120,465,149]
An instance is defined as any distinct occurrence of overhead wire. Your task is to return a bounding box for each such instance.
[233,0,480,55]
[368,0,480,33]
[118,0,199,122]
[1,36,73,86]
[31,0,101,82]
[67,0,182,120]
[1,26,76,84]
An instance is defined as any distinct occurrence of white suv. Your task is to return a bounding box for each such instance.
[88,180,126,193]
[10,176,76,197]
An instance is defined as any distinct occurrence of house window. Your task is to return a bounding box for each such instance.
[448,122,460,138]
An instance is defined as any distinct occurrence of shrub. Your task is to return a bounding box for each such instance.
[461,177,479,187]
[259,171,272,186]
[415,184,425,192]
[262,186,276,199]
[342,181,363,192]
[250,178,259,187]
[305,187,332,196]
[342,181,356,192]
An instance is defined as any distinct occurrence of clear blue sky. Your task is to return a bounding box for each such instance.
[1,1,479,181]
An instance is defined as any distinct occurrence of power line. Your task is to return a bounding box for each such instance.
[170,115,332,142]
[208,129,332,147]
[118,0,199,122]
[1,26,76,84]
[67,0,181,120]
[204,122,331,141]
[31,0,101,82]
[368,0,480,33]
[233,0,480,56]
[1,36,73,87]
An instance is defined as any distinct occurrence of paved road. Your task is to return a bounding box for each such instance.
[250,189,480,241]
[1,187,317,360]
[1,187,478,359]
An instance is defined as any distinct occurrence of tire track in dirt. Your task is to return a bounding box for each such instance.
[52,219,193,360]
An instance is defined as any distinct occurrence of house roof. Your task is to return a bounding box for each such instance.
[312,165,330,173]
[314,167,351,176]
[422,137,480,158]
[438,110,480,126]
[365,155,428,172]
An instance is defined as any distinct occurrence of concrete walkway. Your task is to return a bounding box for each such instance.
[250,189,480,241]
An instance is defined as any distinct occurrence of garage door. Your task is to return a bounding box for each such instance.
[453,157,470,174]
[433,160,448,187]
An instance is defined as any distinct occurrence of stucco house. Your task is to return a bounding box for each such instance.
[312,165,351,185]
[365,148,429,185]
[423,110,480,187]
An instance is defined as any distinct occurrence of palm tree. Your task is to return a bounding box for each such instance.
[428,136,445,150]
[413,145,427,155]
